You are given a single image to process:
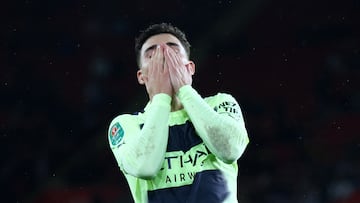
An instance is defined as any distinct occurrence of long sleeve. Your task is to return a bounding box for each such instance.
[177,85,249,164]
[108,93,171,179]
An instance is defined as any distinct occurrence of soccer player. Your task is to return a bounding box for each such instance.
[108,23,249,203]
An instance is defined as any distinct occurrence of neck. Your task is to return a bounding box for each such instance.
[170,96,183,112]
[148,93,183,112]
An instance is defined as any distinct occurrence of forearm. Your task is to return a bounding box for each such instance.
[178,85,249,163]
[121,94,171,178]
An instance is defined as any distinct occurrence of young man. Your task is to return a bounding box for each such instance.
[108,23,249,203]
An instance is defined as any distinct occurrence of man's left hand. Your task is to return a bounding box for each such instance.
[164,46,193,93]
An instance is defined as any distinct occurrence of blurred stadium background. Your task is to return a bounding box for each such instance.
[1,0,359,202]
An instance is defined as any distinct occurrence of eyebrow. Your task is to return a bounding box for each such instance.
[144,42,180,55]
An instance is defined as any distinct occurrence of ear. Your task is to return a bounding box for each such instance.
[186,61,196,75]
[137,69,146,85]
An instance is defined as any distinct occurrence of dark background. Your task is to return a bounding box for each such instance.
[1,0,359,202]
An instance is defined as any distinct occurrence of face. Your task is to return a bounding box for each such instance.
[139,33,189,69]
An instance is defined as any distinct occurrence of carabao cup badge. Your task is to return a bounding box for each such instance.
[109,122,124,146]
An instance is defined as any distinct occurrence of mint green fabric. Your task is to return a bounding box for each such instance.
[108,87,249,203]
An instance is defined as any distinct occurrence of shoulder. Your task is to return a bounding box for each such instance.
[108,114,139,132]
[109,114,137,126]
[204,92,239,106]
[107,114,139,149]
[205,92,243,121]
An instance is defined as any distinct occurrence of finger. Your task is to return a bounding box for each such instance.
[167,48,184,72]
[167,46,179,60]
[156,45,166,71]
[150,45,161,74]
[160,44,166,71]
[155,45,161,61]
[164,48,178,82]
[173,52,191,76]
[166,46,185,66]
[165,47,177,71]
[166,46,176,60]
[163,47,170,74]
[172,49,185,66]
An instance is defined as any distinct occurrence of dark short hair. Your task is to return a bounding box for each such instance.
[135,23,191,67]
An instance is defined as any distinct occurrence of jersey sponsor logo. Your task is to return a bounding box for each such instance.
[161,147,211,170]
[214,101,241,120]
[109,122,124,146]
[159,143,212,185]
[165,171,196,184]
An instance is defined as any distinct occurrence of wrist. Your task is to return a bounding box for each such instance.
[176,85,193,97]
[152,93,172,107]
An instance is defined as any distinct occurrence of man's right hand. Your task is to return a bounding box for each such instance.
[143,44,173,100]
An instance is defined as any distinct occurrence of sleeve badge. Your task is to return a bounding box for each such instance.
[214,101,242,121]
[109,122,124,146]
